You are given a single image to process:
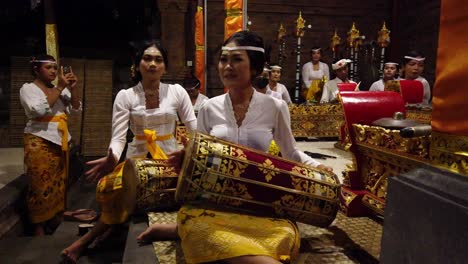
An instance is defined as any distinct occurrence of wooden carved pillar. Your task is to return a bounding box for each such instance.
[158,0,190,82]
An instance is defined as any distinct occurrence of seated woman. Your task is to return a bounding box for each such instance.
[320,59,356,103]
[137,31,332,264]
[302,47,330,101]
[61,40,196,263]
[369,62,399,91]
[267,64,292,103]
[183,77,208,114]
[401,50,431,104]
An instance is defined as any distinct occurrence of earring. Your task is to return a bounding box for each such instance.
[130,64,137,79]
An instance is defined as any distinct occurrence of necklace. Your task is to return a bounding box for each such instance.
[144,88,159,97]
[232,100,251,124]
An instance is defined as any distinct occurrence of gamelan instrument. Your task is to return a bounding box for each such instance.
[176,132,341,227]
[121,159,179,213]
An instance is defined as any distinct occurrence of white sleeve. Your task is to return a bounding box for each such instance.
[302,63,311,88]
[19,84,52,118]
[323,63,330,81]
[281,84,292,104]
[369,81,379,91]
[196,102,211,134]
[174,84,197,132]
[421,79,431,104]
[320,82,330,103]
[61,88,83,113]
[273,101,321,167]
[108,90,131,161]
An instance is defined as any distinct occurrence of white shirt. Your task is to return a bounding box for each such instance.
[197,89,320,167]
[266,83,291,103]
[109,82,196,160]
[20,82,82,146]
[265,88,282,100]
[193,93,209,113]
[415,76,431,104]
[302,61,330,89]
[369,80,385,91]
[320,78,357,103]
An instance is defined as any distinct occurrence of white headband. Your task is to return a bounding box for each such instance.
[222,46,265,53]
[311,48,321,52]
[385,62,399,66]
[404,56,425,62]
[262,67,271,72]
[30,60,57,64]
[270,65,282,70]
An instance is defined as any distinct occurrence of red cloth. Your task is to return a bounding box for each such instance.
[399,80,424,104]
[337,83,357,92]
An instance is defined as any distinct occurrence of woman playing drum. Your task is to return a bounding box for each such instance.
[138,31,332,264]
[61,40,196,263]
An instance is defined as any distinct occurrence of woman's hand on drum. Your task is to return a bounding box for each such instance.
[85,148,118,182]
[167,149,185,169]
[317,164,333,173]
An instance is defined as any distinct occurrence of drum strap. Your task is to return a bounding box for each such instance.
[135,129,171,159]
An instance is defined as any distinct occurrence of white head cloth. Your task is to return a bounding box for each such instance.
[30,59,56,64]
[222,46,265,53]
[311,48,321,52]
[332,59,352,70]
[270,65,282,70]
[404,56,426,62]
[384,62,399,66]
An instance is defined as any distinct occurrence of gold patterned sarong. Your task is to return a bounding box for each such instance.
[97,129,172,224]
[177,205,300,263]
[24,134,66,223]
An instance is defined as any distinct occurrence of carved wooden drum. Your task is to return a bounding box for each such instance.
[176,132,341,227]
[122,159,179,213]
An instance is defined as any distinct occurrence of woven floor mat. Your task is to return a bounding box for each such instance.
[148,211,382,264]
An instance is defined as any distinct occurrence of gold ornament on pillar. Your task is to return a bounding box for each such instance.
[331,29,341,54]
[295,12,305,38]
[377,22,391,48]
[347,22,362,49]
[277,23,286,42]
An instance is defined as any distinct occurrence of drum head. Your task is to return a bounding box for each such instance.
[121,159,140,215]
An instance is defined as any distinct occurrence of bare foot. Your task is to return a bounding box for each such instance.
[136,223,178,244]
[61,239,86,263]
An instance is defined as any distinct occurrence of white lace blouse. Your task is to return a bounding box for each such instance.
[109,82,197,160]
[197,89,320,167]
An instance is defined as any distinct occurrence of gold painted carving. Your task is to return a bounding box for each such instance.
[289,104,344,138]
[430,131,468,176]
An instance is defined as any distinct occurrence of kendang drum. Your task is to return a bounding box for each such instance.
[176,132,341,227]
[121,159,179,213]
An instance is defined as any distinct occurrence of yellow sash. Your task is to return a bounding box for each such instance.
[135,129,172,160]
[34,114,69,151]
